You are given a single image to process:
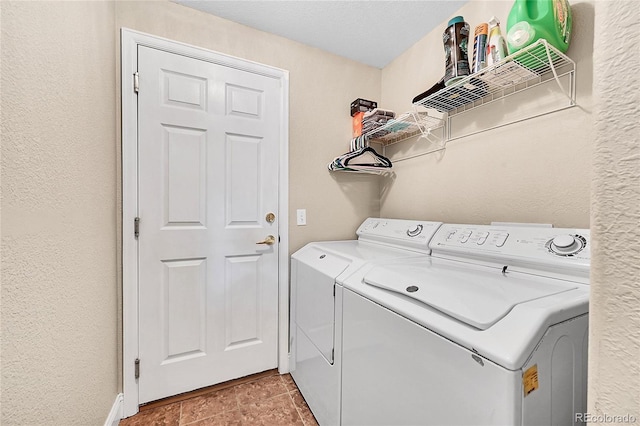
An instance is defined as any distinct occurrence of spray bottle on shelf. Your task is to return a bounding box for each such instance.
[486,16,509,66]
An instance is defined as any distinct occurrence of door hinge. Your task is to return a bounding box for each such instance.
[134,358,140,379]
[133,71,139,93]
[134,217,140,239]
[333,285,336,297]
[331,348,335,363]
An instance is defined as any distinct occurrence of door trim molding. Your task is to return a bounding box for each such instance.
[121,28,289,418]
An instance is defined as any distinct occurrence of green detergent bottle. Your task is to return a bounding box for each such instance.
[506,0,572,54]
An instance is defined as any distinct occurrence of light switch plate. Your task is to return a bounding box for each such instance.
[296,209,307,226]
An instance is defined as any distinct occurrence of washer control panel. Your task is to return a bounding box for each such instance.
[357,218,442,252]
[430,223,590,275]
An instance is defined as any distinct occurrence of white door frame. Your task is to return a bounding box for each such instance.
[121,28,289,418]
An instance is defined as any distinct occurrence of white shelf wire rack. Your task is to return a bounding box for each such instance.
[363,111,445,145]
[329,39,576,174]
[413,39,575,140]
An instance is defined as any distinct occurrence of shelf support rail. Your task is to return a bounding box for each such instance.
[541,40,576,105]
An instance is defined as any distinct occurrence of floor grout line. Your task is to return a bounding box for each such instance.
[282,375,308,425]
[286,389,306,425]
[232,382,241,414]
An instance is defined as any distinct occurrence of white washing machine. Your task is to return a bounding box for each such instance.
[340,223,590,426]
[290,218,443,426]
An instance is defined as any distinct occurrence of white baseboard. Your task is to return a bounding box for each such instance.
[104,393,124,426]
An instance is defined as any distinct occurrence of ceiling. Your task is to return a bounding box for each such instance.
[173,1,467,68]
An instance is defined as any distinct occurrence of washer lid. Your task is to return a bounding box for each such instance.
[363,262,578,330]
[292,239,430,281]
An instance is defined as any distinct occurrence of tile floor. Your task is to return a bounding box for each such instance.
[121,372,318,426]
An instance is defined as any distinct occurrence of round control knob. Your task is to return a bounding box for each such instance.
[406,224,423,237]
[549,234,583,255]
[553,235,576,248]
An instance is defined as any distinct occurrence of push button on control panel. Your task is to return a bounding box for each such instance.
[488,232,509,247]
[459,230,473,243]
[495,233,509,247]
[475,231,489,245]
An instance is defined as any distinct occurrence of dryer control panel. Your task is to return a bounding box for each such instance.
[430,224,590,277]
[357,218,442,253]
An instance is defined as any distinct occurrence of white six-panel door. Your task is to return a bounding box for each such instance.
[137,45,281,403]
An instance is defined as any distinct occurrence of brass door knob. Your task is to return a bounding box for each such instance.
[256,235,276,245]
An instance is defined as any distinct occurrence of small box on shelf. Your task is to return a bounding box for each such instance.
[350,98,377,117]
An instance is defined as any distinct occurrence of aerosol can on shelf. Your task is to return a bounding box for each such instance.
[443,16,471,86]
[472,23,489,72]
[486,16,509,66]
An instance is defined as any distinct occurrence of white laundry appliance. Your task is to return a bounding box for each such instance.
[290,218,443,426]
[340,223,590,426]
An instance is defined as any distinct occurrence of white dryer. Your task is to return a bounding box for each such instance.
[340,223,590,426]
[290,218,443,426]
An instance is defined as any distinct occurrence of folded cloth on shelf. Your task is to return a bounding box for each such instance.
[363,108,396,120]
[363,119,392,131]
[385,120,412,132]
[363,115,394,125]
[364,127,391,138]
[361,108,396,137]
[363,109,395,125]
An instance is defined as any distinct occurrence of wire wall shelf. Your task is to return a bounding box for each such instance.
[364,111,445,146]
[414,39,576,141]
[330,39,576,175]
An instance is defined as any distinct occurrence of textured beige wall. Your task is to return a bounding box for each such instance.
[589,0,640,421]
[1,1,119,425]
[1,2,381,423]
[379,0,593,229]
[115,1,382,254]
[9,2,636,425]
